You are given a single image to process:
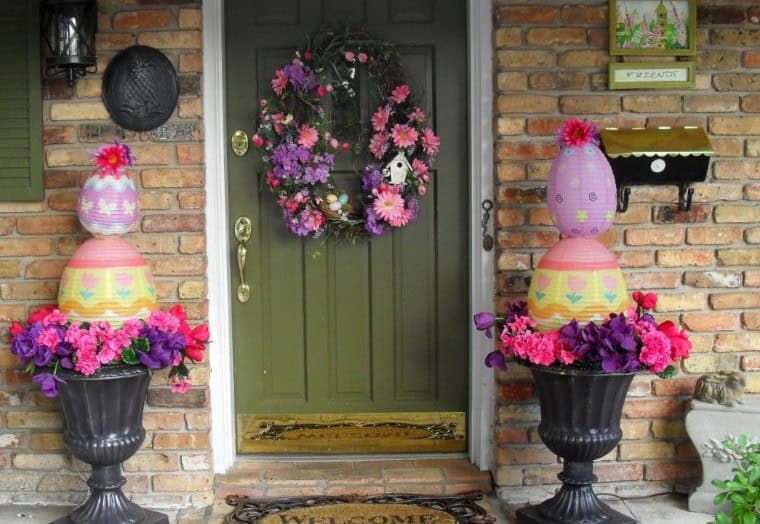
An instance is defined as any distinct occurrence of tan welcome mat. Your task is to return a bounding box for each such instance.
[224,493,496,524]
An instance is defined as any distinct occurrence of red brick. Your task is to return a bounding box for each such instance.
[645,462,701,481]
[113,9,173,30]
[686,227,742,245]
[561,5,607,25]
[16,216,78,235]
[495,426,530,444]
[681,312,739,332]
[498,6,557,24]
[497,383,535,402]
[625,229,683,246]
[179,53,202,73]
[652,377,698,397]
[710,292,760,310]
[497,187,544,205]
[526,28,585,46]
[742,355,760,371]
[560,96,618,114]
[25,259,68,280]
[498,231,559,249]
[497,95,556,114]
[496,446,556,465]
[496,141,558,161]
[624,398,682,419]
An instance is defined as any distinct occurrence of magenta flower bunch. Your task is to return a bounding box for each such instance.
[474,292,692,376]
[9,305,209,397]
[251,28,440,241]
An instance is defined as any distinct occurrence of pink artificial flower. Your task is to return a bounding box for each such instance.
[371,107,391,132]
[316,85,327,97]
[373,187,405,222]
[170,376,192,394]
[42,309,67,327]
[341,143,350,151]
[36,327,61,351]
[639,330,672,373]
[390,124,418,148]
[303,50,313,61]
[345,51,355,62]
[411,159,429,177]
[298,125,319,149]
[272,69,288,96]
[418,185,426,196]
[633,291,658,311]
[558,119,600,148]
[358,52,368,63]
[121,319,142,339]
[252,134,265,147]
[526,331,558,366]
[658,321,692,361]
[303,209,325,232]
[147,309,180,334]
[266,171,281,188]
[92,140,135,176]
[329,138,339,149]
[390,84,410,104]
[421,128,440,156]
[97,345,119,365]
[369,133,388,159]
[407,107,426,123]
[28,305,57,325]
[90,321,113,344]
[75,350,100,376]
[65,324,97,353]
[387,207,414,228]
[325,84,334,93]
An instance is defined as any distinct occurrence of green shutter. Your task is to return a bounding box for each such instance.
[0,1,43,201]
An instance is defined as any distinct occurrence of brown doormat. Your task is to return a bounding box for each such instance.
[224,493,496,524]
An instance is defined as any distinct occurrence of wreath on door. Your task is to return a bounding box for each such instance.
[251,28,440,241]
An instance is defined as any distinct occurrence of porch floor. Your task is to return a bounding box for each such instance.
[0,494,715,523]
[214,457,493,499]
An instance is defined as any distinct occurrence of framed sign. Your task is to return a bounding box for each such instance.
[610,0,697,56]
[609,61,695,89]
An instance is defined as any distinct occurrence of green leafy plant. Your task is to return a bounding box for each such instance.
[712,435,760,524]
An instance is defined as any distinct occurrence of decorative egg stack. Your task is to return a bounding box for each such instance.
[527,120,628,331]
[58,140,157,326]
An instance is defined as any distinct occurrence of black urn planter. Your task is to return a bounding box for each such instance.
[516,367,637,524]
[52,365,168,524]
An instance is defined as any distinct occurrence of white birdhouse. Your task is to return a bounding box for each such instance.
[382,152,412,185]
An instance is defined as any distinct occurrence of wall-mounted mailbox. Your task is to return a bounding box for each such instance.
[600,127,713,212]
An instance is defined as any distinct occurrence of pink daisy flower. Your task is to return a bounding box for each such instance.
[390,84,410,104]
[345,51,355,62]
[390,124,418,148]
[92,141,134,176]
[373,188,405,222]
[369,133,388,159]
[411,159,429,177]
[407,107,426,123]
[272,69,288,96]
[558,119,600,148]
[358,52,368,63]
[388,207,414,227]
[421,128,440,156]
[371,107,391,132]
[298,125,319,149]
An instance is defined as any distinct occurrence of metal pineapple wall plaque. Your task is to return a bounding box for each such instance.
[102,45,179,132]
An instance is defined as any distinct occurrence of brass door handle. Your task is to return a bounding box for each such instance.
[234,217,252,303]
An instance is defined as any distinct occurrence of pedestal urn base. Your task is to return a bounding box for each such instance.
[54,365,169,524]
[515,366,638,524]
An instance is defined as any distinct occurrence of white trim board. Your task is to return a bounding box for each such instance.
[204,0,495,474]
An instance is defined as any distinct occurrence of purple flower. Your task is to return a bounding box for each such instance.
[505,301,529,323]
[284,209,312,237]
[284,63,320,91]
[405,197,419,221]
[33,373,65,398]
[364,207,387,237]
[485,350,507,370]
[138,327,186,369]
[474,312,496,338]
[11,324,40,364]
[362,165,384,192]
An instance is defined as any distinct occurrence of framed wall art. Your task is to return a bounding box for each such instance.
[609,0,697,56]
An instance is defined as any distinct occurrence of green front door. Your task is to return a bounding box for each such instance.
[225,0,469,453]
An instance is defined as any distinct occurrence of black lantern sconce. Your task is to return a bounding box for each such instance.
[41,0,97,87]
[600,127,714,213]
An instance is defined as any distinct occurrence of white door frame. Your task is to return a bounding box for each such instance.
[203,0,494,474]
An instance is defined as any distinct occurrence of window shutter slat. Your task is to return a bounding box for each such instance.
[0,0,43,201]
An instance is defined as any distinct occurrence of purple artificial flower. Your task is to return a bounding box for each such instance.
[364,207,387,237]
[362,165,384,192]
[504,301,529,323]
[405,197,419,221]
[138,327,186,369]
[33,373,65,398]
[284,209,312,237]
[474,312,496,338]
[284,63,306,89]
[10,324,40,364]
[485,350,507,370]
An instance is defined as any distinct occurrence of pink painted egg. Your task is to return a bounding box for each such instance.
[58,238,157,326]
[77,173,139,236]
[527,238,628,331]
[547,144,616,238]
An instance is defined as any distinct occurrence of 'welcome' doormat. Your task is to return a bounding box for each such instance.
[224,493,496,524]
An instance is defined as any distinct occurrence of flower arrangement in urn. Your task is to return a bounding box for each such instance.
[475,290,692,376]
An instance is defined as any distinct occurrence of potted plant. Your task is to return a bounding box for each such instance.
[712,435,760,524]
[9,305,208,524]
[474,291,692,524]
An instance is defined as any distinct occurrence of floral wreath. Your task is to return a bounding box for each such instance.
[252,28,440,241]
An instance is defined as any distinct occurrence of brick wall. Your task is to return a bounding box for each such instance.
[493,1,760,499]
[0,0,210,508]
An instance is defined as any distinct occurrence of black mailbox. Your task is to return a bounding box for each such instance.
[600,127,714,212]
